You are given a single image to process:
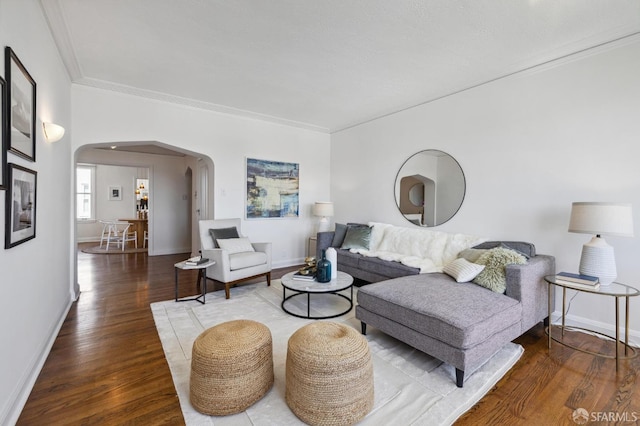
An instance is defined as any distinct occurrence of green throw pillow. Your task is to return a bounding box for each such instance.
[473,247,527,293]
[341,225,371,250]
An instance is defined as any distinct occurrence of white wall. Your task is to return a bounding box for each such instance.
[0,0,73,423]
[72,85,332,267]
[332,37,640,343]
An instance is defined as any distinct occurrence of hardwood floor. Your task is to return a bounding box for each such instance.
[18,246,639,424]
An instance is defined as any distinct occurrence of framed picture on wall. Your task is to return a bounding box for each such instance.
[0,75,6,190]
[5,46,37,162]
[5,163,37,248]
[246,157,299,219]
[108,185,122,201]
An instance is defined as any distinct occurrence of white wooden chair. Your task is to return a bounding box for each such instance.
[106,222,137,251]
[99,220,117,248]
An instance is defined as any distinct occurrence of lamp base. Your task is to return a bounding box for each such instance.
[578,236,616,286]
[317,217,331,233]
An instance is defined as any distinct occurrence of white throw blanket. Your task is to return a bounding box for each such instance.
[350,222,487,273]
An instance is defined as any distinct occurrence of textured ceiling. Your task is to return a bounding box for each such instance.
[42,0,640,133]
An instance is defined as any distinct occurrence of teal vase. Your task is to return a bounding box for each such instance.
[317,249,332,283]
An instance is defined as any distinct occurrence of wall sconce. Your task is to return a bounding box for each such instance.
[42,122,65,143]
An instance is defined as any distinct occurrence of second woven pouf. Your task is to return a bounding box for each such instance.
[286,321,374,425]
[190,319,274,416]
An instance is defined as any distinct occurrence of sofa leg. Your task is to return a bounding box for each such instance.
[266,271,271,286]
[543,316,550,327]
[455,369,464,388]
[361,322,367,335]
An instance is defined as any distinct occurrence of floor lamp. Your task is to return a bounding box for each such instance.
[568,202,634,285]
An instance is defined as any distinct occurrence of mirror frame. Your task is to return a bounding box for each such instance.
[394,149,466,227]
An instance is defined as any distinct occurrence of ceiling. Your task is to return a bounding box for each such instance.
[42,0,640,133]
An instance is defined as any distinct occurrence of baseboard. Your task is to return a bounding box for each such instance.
[272,257,306,269]
[2,297,73,425]
[151,247,192,256]
[550,310,640,348]
[77,237,100,243]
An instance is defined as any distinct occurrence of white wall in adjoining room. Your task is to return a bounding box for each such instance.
[0,0,73,423]
[71,85,331,267]
[331,37,640,342]
[76,147,196,255]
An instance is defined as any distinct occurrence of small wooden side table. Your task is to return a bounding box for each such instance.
[174,259,216,304]
[544,275,639,370]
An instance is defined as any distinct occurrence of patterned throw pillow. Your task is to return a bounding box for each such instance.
[473,247,527,293]
[443,258,485,283]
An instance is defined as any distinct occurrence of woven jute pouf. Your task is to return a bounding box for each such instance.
[190,319,274,416]
[286,321,374,426]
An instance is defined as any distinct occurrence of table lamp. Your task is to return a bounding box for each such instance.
[313,202,334,233]
[568,202,634,285]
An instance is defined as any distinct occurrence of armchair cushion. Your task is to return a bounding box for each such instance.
[209,226,240,248]
[229,251,268,270]
[217,237,255,254]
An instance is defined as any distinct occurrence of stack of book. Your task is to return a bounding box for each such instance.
[292,271,316,282]
[555,272,600,290]
[185,256,210,266]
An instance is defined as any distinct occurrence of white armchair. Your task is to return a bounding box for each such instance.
[198,218,272,299]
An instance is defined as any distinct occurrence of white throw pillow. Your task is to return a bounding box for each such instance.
[443,258,485,283]
[217,237,255,254]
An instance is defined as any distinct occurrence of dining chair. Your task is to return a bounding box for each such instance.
[98,220,117,248]
[106,222,137,251]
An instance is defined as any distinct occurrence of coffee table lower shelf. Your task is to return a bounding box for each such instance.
[281,271,354,320]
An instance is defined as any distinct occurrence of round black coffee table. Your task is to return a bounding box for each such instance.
[281,271,354,319]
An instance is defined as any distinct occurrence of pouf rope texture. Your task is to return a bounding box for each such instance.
[286,321,374,426]
[190,319,274,416]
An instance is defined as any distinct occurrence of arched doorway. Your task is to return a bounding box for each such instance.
[72,141,214,298]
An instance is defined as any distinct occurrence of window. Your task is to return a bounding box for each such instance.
[76,165,95,220]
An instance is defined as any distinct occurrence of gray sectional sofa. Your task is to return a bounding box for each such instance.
[317,226,555,387]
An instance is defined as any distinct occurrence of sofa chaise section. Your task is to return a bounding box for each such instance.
[356,251,555,387]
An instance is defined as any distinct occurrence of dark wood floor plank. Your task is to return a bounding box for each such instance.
[17,244,639,424]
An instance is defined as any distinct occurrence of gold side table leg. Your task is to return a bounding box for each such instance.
[625,296,630,357]
[562,287,566,336]
[548,282,552,350]
[615,297,619,371]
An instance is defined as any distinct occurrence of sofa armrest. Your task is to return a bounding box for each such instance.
[505,254,555,333]
[316,231,335,256]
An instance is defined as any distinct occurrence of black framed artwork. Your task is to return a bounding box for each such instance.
[5,46,36,162]
[0,75,6,190]
[5,163,37,248]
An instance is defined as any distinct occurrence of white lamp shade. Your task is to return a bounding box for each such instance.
[42,122,65,143]
[568,202,634,237]
[568,202,633,285]
[313,202,334,217]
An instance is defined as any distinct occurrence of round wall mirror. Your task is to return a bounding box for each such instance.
[394,149,466,227]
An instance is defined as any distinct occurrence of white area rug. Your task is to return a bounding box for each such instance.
[151,280,523,425]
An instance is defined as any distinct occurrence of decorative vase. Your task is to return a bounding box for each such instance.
[316,249,332,283]
[326,247,337,279]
